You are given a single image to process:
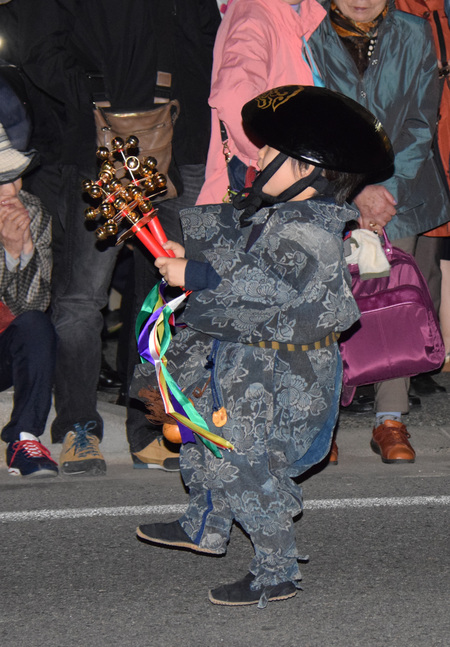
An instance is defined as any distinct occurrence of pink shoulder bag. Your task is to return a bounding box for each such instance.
[339,231,445,406]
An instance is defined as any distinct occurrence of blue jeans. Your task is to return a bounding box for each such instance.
[49,164,120,442]
[126,164,206,452]
[0,311,56,443]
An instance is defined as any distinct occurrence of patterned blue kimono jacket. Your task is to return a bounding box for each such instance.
[133,198,360,594]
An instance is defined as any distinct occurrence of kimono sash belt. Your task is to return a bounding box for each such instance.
[247,331,340,352]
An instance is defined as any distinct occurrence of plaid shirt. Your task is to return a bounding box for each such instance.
[0,189,52,317]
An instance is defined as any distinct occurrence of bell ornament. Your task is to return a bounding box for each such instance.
[96,146,110,160]
[111,136,125,150]
[84,207,97,221]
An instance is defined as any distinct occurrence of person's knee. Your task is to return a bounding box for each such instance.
[13,311,56,352]
[51,297,104,337]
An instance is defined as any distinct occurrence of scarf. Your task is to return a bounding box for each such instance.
[330,1,388,75]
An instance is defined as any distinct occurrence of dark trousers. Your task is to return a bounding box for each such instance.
[126,164,206,453]
[26,163,120,442]
[0,311,56,443]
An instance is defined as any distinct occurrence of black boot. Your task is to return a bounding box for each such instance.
[97,355,122,392]
[208,572,297,608]
[410,373,446,396]
[136,520,225,555]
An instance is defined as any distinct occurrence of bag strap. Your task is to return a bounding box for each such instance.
[429,10,450,200]
[432,10,449,81]
[219,120,234,202]
[219,120,231,162]
[301,37,325,88]
[94,104,112,128]
[380,228,394,260]
[153,1,176,104]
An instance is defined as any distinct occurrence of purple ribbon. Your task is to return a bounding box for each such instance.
[137,300,197,444]
[170,396,197,444]
[137,305,165,364]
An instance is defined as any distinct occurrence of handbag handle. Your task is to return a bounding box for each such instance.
[380,228,394,261]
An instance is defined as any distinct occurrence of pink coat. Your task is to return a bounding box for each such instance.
[197,0,326,204]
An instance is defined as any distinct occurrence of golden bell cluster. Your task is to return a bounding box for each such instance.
[82,135,167,243]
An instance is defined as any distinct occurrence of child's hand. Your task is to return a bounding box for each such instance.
[162,240,185,258]
[155,256,188,288]
[0,198,33,258]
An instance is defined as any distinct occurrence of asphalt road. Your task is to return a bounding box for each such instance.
[1,373,450,647]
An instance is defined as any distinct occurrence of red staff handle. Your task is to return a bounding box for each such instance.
[148,214,176,258]
[131,223,168,258]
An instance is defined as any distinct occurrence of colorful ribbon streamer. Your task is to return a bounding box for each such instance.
[136,282,234,458]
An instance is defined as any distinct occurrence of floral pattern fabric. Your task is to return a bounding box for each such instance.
[132,198,359,590]
[182,199,359,344]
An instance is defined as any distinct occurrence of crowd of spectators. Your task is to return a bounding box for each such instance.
[0,0,449,484]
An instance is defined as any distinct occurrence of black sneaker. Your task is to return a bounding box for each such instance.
[208,573,297,607]
[7,432,59,478]
[136,520,225,555]
[410,373,446,396]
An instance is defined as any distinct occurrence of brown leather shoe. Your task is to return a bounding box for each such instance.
[329,439,338,465]
[371,420,415,463]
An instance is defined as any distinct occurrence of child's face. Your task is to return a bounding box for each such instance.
[0,178,22,200]
[257,146,301,197]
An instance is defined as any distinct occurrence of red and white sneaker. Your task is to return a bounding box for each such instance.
[7,432,59,477]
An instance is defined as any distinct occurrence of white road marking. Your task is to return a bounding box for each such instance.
[305,495,450,509]
[1,495,450,523]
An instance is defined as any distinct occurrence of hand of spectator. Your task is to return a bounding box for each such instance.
[0,197,33,259]
[154,256,188,288]
[354,185,397,232]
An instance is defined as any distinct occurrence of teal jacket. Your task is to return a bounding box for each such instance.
[310,2,450,239]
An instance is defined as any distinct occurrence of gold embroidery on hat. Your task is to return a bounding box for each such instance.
[256,87,303,112]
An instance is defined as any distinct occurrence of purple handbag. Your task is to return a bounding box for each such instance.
[339,231,445,406]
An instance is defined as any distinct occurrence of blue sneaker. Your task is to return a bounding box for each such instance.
[7,432,59,477]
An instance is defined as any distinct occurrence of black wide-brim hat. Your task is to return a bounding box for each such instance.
[242,85,394,176]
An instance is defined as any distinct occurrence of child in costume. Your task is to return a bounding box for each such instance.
[132,86,394,608]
